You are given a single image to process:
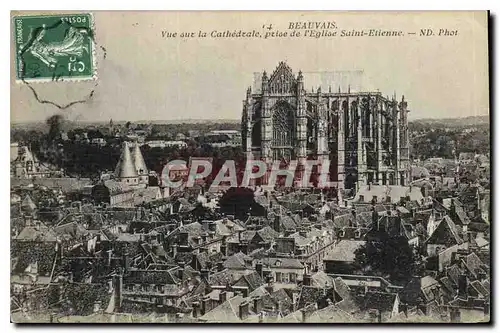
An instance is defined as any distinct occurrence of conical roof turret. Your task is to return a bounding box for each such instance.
[132,143,148,175]
[115,142,138,179]
[21,194,37,213]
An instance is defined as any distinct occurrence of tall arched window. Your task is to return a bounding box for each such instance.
[272,101,294,147]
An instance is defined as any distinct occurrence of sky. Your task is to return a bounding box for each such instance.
[11,11,489,123]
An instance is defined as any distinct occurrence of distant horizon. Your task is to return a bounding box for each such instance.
[10,113,490,126]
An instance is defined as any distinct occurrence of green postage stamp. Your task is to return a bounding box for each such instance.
[14,13,95,82]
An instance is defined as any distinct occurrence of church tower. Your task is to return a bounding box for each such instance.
[131,142,149,186]
[115,142,139,185]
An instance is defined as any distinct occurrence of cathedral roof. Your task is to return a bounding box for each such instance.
[268,61,296,83]
[131,143,148,174]
[115,142,138,179]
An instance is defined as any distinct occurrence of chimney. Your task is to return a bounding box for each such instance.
[113,274,123,311]
[265,275,274,294]
[220,243,228,257]
[201,220,209,231]
[240,286,249,298]
[220,290,227,303]
[93,301,102,314]
[175,313,184,322]
[217,261,224,272]
[303,272,312,286]
[192,301,201,318]
[400,303,408,317]
[301,304,317,323]
[253,296,263,314]
[239,302,250,320]
[177,263,185,279]
[458,274,468,298]
[484,301,490,315]
[122,252,130,273]
[450,308,461,323]
[201,296,210,315]
[200,268,210,281]
[274,215,281,233]
[208,221,217,233]
[255,262,263,278]
[107,250,113,266]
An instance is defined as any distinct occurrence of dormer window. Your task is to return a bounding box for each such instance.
[275,260,281,267]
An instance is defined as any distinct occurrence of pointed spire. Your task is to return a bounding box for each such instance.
[329,86,332,93]
[132,142,148,175]
[115,142,138,179]
[338,86,341,94]
[348,85,351,94]
[21,194,37,212]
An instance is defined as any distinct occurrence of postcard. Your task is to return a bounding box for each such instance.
[10,11,490,323]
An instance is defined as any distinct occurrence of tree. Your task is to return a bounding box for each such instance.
[218,187,256,220]
[354,236,418,285]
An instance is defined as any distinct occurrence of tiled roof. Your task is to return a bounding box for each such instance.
[261,257,303,269]
[470,280,489,298]
[208,269,234,286]
[466,252,485,276]
[426,215,463,246]
[356,291,398,313]
[354,185,424,204]
[233,271,264,291]
[325,240,366,262]
[256,226,279,242]
[15,224,58,242]
[224,252,252,270]
[198,295,246,322]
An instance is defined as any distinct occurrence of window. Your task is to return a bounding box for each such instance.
[290,273,296,283]
[275,272,282,283]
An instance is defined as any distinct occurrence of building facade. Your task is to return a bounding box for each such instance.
[241,62,410,190]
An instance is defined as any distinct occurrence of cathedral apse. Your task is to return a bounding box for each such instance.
[241,61,410,190]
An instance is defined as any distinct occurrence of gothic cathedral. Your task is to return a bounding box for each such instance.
[241,62,410,190]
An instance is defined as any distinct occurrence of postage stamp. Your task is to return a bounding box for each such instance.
[13,13,95,82]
